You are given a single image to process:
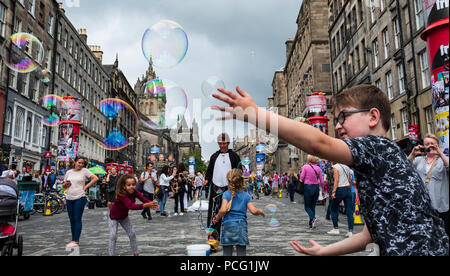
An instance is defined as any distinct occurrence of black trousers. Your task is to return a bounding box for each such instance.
[174,191,185,213]
[141,191,154,218]
[206,184,228,241]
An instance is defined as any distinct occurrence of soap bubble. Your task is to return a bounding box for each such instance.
[140,79,188,130]
[40,69,52,83]
[99,98,138,122]
[40,95,65,127]
[99,128,131,151]
[266,204,278,213]
[201,77,225,98]
[141,20,188,69]
[269,217,280,227]
[5,32,45,73]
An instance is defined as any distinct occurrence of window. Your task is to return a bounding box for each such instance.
[382,28,389,59]
[23,73,30,97]
[14,108,24,139]
[41,126,47,147]
[0,3,6,37]
[393,17,401,50]
[391,115,397,140]
[375,79,382,89]
[419,51,430,89]
[358,0,364,24]
[48,14,55,36]
[32,117,40,144]
[401,109,409,136]
[386,71,393,99]
[397,63,406,94]
[369,0,376,23]
[8,70,18,90]
[28,0,36,17]
[425,106,435,134]
[373,39,379,68]
[362,39,367,65]
[55,53,60,73]
[31,77,40,102]
[62,59,66,78]
[414,0,424,30]
[5,107,12,136]
[355,45,360,72]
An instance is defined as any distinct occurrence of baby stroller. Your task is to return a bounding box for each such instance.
[0,177,23,256]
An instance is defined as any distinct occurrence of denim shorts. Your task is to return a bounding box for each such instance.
[220,220,249,246]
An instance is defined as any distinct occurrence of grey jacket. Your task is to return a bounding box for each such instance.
[412,156,449,213]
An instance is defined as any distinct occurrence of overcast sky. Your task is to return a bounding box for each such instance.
[64,0,302,160]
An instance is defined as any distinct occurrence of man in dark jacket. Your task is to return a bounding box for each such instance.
[204,133,241,252]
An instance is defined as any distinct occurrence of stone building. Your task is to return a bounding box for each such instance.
[1,0,59,172]
[51,6,109,168]
[272,0,333,172]
[103,55,138,165]
[329,0,436,152]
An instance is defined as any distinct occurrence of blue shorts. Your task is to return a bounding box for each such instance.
[220,220,249,246]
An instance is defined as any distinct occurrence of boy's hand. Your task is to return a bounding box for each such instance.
[259,210,265,217]
[212,86,259,123]
[289,239,323,256]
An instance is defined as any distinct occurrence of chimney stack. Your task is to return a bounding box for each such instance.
[89,45,104,63]
[285,38,294,60]
[78,28,87,43]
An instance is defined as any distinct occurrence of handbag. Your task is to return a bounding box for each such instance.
[294,176,304,195]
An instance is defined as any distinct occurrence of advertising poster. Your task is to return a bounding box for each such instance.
[306,92,327,117]
[241,156,251,177]
[57,123,79,162]
[189,156,195,177]
[60,97,81,123]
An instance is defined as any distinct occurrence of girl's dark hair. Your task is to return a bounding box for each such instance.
[177,163,187,172]
[115,175,137,199]
[161,165,170,175]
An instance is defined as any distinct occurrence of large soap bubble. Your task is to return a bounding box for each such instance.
[141,20,188,69]
[5,32,44,73]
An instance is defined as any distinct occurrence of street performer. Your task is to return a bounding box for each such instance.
[204,133,241,252]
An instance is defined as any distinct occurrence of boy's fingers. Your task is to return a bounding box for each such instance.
[217,87,238,100]
[212,93,234,106]
[235,86,249,98]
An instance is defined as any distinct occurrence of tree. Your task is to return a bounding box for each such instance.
[183,152,207,173]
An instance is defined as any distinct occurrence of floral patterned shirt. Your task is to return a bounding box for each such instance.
[344,135,449,256]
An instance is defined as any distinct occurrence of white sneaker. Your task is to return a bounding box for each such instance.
[179,212,184,216]
[327,228,340,235]
[312,218,318,230]
[174,212,178,216]
[346,231,353,238]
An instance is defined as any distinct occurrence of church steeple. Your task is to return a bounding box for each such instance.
[113,53,119,69]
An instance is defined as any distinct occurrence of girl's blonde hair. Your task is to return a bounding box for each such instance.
[226,169,246,211]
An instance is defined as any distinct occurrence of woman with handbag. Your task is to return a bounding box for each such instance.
[299,155,324,230]
[408,134,449,237]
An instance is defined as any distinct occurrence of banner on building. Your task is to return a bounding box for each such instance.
[421,2,449,156]
[189,156,195,177]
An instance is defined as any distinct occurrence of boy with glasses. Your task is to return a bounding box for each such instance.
[212,84,448,256]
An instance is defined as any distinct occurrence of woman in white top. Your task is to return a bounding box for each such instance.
[62,157,98,248]
[157,165,177,216]
[328,162,354,237]
[194,172,204,201]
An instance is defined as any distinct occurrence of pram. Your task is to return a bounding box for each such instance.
[0,177,24,256]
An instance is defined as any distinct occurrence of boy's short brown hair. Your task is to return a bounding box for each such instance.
[331,84,391,131]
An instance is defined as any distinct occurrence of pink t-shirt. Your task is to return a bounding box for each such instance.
[300,163,324,185]
[64,168,94,200]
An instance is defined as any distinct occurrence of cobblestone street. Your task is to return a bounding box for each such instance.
[17,192,367,256]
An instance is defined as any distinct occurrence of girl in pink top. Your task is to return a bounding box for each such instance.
[300,155,324,230]
[109,175,158,256]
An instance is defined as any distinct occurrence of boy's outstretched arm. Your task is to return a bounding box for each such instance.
[290,225,373,256]
[212,87,354,166]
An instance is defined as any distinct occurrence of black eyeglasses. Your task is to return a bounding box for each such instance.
[334,109,370,126]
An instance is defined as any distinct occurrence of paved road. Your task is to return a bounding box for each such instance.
[16,191,369,256]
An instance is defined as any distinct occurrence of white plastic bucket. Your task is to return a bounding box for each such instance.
[187,244,210,256]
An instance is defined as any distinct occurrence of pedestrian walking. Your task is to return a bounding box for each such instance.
[300,155,324,230]
[212,169,265,256]
[108,175,159,256]
[287,168,297,203]
[194,172,204,201]
[106,168,120,209]
[63,157,99,248]
[328,162,354,237]
[157,165,177,216]
[139,162,157,220]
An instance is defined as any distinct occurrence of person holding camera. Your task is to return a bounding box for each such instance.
[408,134,449,237]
